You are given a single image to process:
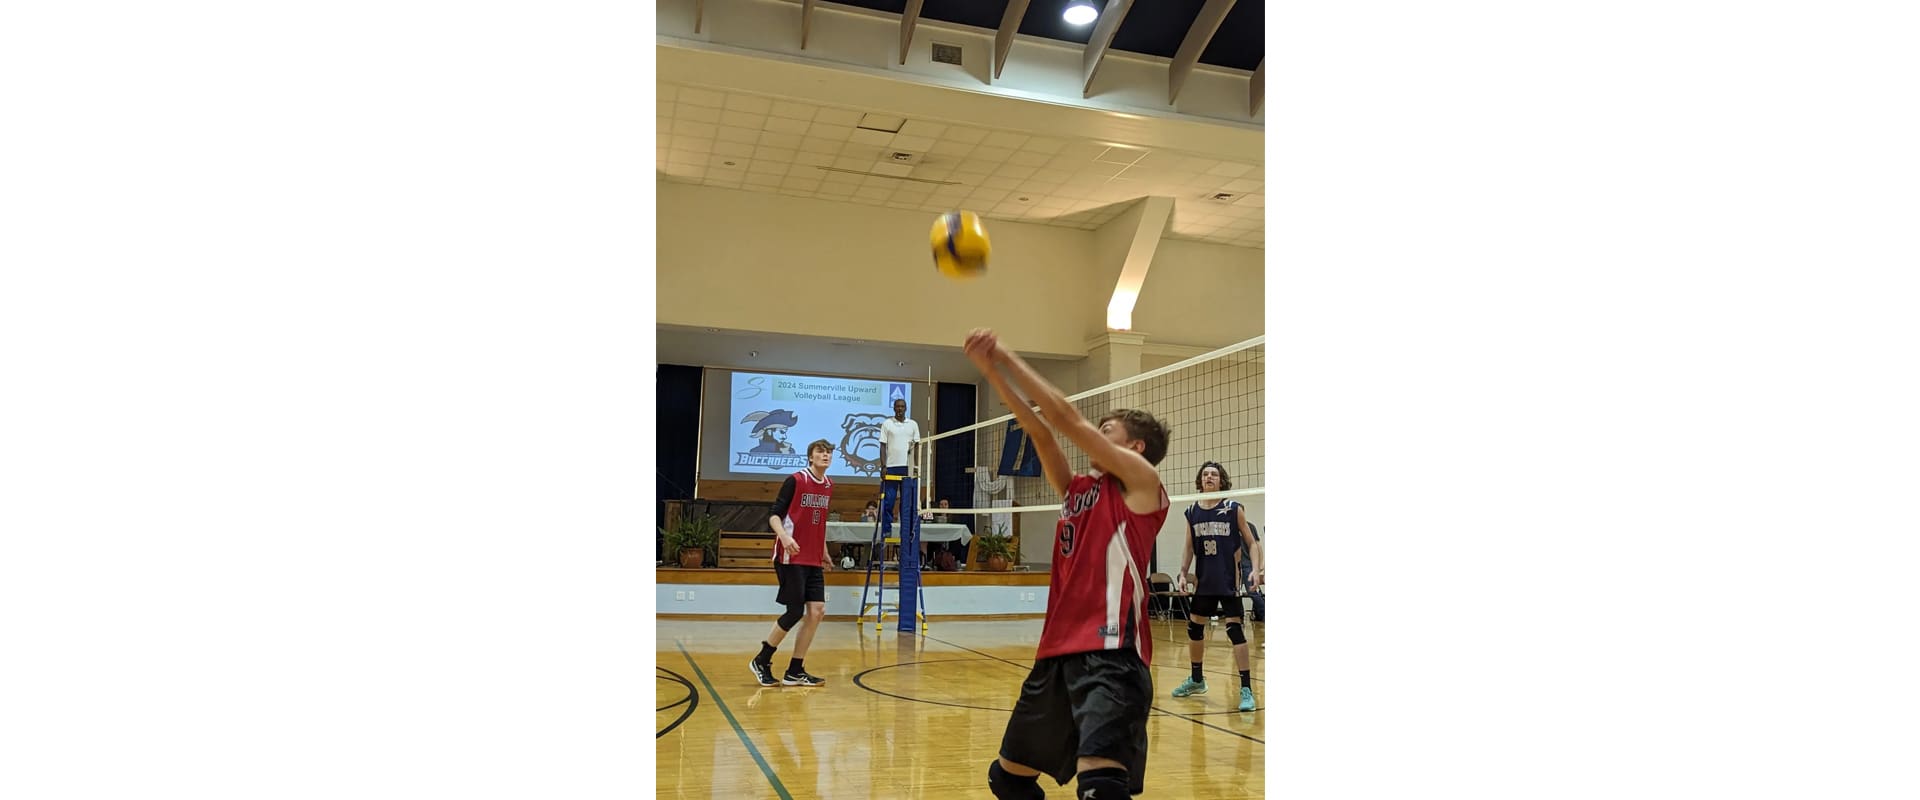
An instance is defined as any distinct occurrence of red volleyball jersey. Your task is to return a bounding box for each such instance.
[1034,471,1169,663]
[773,468,833,567]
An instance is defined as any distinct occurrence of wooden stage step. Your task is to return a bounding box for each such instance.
[657,567,1051,586]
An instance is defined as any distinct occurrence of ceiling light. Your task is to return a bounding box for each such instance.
[1063,0,1097,25]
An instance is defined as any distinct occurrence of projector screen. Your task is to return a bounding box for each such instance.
[707,370,914,479]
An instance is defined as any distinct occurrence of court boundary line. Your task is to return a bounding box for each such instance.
[672,641,795,800]
[921,633,1265,745]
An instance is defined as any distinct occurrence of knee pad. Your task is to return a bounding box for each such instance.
[1187,621,1207,641]
[987,761,1044,800]
[1225,622,1246,646]
[1075,767,1128,799]
[777,604,804,631]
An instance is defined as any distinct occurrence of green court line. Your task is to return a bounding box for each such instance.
[674,640,794,800]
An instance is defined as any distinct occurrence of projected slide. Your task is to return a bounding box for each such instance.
[727,371,912,478]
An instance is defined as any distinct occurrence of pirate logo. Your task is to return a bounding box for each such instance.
[837,412,887,476]
[740,409,798,454]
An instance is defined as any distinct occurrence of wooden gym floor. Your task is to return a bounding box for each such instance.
[657,618,1265,798]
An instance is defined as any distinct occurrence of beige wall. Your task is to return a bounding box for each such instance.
[1129,237,1266,347]
[657,182,1101,357]
[658,182,1263,357]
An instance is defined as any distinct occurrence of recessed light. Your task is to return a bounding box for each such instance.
[748,350,758,357]
[1063,0,1097,25]
[897,361,907,366]
[723,160,737,166]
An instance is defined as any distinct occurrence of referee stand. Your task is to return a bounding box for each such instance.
[858,472,928,632]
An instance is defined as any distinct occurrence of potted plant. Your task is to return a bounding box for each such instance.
[661,515,720,568]
[975,533,1017,572]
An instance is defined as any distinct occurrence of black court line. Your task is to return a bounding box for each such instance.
[673,641,794,800]
[655,668,699,738]
[853,660,1248,721]
[852,659,1017,712]
[920,634,1264,744]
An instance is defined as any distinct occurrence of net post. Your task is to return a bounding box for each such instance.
[898,476,921,632]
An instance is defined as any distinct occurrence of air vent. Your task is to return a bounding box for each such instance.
[931,42,962,65]
[886,151,921,165]
[1207,192,1237,203]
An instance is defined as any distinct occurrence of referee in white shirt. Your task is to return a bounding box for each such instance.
[878,397,920,540]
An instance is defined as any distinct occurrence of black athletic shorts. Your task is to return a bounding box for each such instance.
[773,562,825,605]
[999,648,1151,792]
[1187,594,1244,620]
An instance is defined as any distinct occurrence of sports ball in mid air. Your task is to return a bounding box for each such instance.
[930,210,991,279]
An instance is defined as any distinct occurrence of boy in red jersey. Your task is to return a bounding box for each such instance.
[749,439,835,687]
[963,329,1170,800]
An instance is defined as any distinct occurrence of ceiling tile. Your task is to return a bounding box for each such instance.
[807,123,855,140]
[1008,152,1050,167]
[769,101,816,121]
[813,108,862,126]
[717,126,759,145]
[675,121,718,139]
[1220,178,1263,193]
[712,141,754,158]
[799,137,840,154]
[971,146,1014,162]
[794,151,835,167]
[849,128,895,146]
[943,126,989,144]
[928,140,974,157]
[897,120,947,138]
[757,131,803,150]
[676,104,722,124]
[764,117,811,135]
[754,145,798,162]
[890,135,935,152]
[721,110,765,129]
[679,87,725,108]
[980,131,1031,149]
[1205,161,1254,178]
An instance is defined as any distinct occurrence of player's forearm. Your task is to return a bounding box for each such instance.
[993,345,1076,425]
[768,515,788,537]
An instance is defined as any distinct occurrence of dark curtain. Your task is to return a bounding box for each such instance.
[934,382,978,553]
[656,364,702,562]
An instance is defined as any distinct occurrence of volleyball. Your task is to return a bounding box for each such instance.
[930,211,991,279]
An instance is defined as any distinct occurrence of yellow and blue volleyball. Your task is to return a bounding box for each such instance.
[930,210,991,279]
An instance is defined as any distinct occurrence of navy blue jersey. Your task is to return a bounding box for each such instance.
[1184,500,1243,595]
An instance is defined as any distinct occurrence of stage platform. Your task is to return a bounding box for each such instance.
[656,566,1052,619]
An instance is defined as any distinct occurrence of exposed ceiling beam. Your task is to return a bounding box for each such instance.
[1249,58,1265,117]
[694,0,705,34]
[1169,0,1235,105]
[801,0,816,49]
[1081,0,1135,98]
[898,0,924,65]
[993,0,1033,80]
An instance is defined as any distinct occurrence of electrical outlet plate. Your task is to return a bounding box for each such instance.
[687,591,696,601]
[674,591,686,601]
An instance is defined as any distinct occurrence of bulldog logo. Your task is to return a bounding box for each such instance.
[836,412,887,476]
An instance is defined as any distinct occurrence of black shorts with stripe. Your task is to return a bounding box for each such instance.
[998,648,1151,791]
[773,562,824,606]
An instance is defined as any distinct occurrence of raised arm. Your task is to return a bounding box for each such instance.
[977,331,1162,507]
[966,336,1070,496]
